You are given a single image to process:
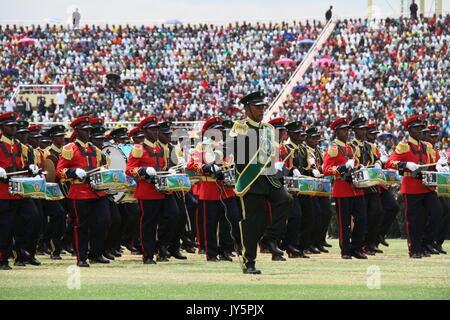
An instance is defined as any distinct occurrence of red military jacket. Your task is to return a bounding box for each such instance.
[0,135,29,199]
[125,139,168,200]
[186,141,235,201]
[386,137,437,194]
[56,139,106,199]
[322,139,364,198]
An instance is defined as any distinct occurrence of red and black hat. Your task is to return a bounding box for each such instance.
[90,117,104,128]
[349,116,368,129]
[0,112,19,125]
[202,117,223,133]
[424,125,440,137]
[268,117,287,130]
[404,115,425,130]
[330,117,350,131]
[28,124,42,138]
[138,116,159,130]
[285,121,304,133]
[367,122,380,134]
[158,121,173,134]
[128,127,144,138]
[16,120,30,133]
[70,116,92,129]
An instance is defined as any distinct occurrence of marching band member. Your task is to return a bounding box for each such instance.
[187,117,238,262]
[386,116,442,258]
[323,117,367,259]
[56,116,111,267]
[158,120,186,260]
[231,92,293,274]
[42,125,67,260]
[90,119,123,260]
[11,119,42,267]
[349,117,384,256]
[423,125,448,254]
[305,126,333,252]
[365,123,400,249]
[125,116,172,264]
[0,112,41,270]
[129,127,145,145]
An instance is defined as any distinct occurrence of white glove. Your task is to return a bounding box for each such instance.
[177,156,186,165]
[29,164,40,175]
[99,166,106,171]
[146,167,157,176]
[308,158,316,166]
[380,155,389,163]
[345,159,355,169]
[0,167,6,179]
[275,162,284,171]
[406,162,419,172]
[292,169,301,177]
[437,164,450,173]
[437,158,447,166]
[168,169,177,175]
[312,169,321,177]
[374,163,382,169]
[75,168,87,179]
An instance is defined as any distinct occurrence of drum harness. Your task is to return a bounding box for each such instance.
[0,141,27,182]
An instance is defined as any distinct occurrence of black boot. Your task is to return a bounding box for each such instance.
[89,256,110,264]
[272,253,286,261]
[434,243,447,254]
[263,239,283,255]
[424,244,439,255]
[316,245,329,253]
[308,245,321,254]
[170,250,187,260]
[77,260,90,267]
[378,235,389,247]
[243,262,261,274]
[103,250,115,260]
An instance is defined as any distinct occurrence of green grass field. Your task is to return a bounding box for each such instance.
[1,239,449,300]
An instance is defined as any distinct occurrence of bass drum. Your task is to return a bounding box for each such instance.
[101,144,136,203]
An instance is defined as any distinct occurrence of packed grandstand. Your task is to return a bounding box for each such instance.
[0,15,449,151]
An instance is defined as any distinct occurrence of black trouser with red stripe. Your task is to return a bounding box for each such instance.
[42,199,66,255]
[377,188,399,241]
[105,199,122,252]
[0,199,19,264]
[335,196,367,256]
[283,195,302,248]
[364,192,383,248]
[298,195,314,251]
[198,197,240,259]
[194,195,205,251]
[313,196,333,246]
[403,192,442,255]
[138,199,165,261]
[157,194,180,253]
[436,197,450,245]
[13,198,40,259]
[71,197,110,262]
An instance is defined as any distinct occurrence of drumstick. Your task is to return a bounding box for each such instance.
[86,167,102,174]
[417,163,437,168]
[6,170,29,176]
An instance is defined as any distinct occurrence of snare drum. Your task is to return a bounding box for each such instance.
[9,176,46,198]
[298,178,317,195]
[437,186,450,197]
[45,183,64,200]
[90,169,128,192]
[315,179,332,197]
[382,170,402,185]
[186,169,202,185]
[436,172,450,187]
[222,166,235,187]
[284,177,301,193]
[155,174,191,193]
[421,171,437,186]
[352,168,384,188]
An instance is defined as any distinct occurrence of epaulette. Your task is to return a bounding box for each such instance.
[230,120,249,137]
[61,143,75,160]
[327,145,338,157]
[395,142,410,154]
[131,144,144,158]
[424,142,436,161]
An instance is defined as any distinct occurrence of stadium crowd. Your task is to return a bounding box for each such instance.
[0,15,449,150]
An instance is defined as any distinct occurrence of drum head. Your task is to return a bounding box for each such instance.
[43,159,56,182]
[102,145,127,170]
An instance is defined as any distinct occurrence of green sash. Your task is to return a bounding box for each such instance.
[235,123,275,196]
